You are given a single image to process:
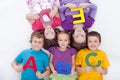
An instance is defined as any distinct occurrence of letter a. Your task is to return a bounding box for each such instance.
[23,56,37,72]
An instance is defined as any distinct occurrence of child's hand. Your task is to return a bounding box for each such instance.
[49,10,56,18]
[69,71,74,77]
[36,71,44,79]
[95,67,104,74]
[49,6,58,18]
[85,66,93,72]
[14,65,23,73]
[64,3,77,9]
[78,3,91,8]
[53,70,58,76]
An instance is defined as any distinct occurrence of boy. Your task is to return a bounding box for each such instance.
[75,31,110,80]
[12,31,50,80]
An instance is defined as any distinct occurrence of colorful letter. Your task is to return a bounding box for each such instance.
[23,56,37,72]
[85,52,101,67]
[71,8,85,24]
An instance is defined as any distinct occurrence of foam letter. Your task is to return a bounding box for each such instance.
[23,56,37,72]
[71,8,85,24]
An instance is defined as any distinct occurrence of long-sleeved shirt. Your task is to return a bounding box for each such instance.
[59,0,97,21]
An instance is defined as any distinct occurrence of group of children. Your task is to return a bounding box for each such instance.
[11,0,110,80]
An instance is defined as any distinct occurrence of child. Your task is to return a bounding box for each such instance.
[48,31,77,80]
[75,31,110,80]
[59,0,97,30]
[26,0,61,31]
[12,31,50,80]
[71,23,88,51]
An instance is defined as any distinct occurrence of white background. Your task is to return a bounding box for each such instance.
[0,0,120,80]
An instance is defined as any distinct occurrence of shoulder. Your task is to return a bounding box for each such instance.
[40,49,49,57]
[97,49,107,56]
[20,49,31,54]
[68,47,77,52]
[48,46,57,51]
[67,47,77,55]
[41,48,50,55]
[78,48,88,53]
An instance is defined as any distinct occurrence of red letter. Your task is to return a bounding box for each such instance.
[23,56,37,72]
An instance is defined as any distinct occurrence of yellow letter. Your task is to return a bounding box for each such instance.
[71,8,85,24]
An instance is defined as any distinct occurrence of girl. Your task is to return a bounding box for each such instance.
[26,0,61,31]
[71,24,88,51]
[48,31,77,80]
[59,0,97,30]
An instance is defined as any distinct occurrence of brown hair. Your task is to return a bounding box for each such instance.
[71,29,88,51]
[44,28,60,49]
[30,31,44,43]
[86,31,101,43]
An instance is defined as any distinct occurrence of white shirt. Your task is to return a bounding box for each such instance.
[26,0,60,14]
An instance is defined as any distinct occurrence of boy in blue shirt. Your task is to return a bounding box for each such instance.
[12,31,50,80]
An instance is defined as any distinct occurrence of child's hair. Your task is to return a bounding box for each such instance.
[44,28,61,49]
[86,31,101,43]
[71,29,88,51]
[30,31,44,43]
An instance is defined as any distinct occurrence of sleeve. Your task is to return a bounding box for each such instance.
[44,55,50,68]
[70,48,77,56]
[15,51,24,63]
[48,47,55,55]
[88,3,97,19]
[58,0,69,21]
[102,52,110,68]
[75,50,83,65]
[59,7,68,21]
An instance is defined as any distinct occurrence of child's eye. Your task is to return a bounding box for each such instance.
[65,39,68,41]
[59,39,62,41]
[94,41,97,43]
[34,41,37,43]
[88,41,92,43]
[81,35,84,37]
[38,42,41,44]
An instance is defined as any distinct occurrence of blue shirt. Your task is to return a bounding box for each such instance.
[15,49,49,80]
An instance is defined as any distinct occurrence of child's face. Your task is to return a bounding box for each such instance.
[44,25,55,40]
[87,36,100,51]
[73,27,86,43]
[31,37,44,51]
[58,33,70,49]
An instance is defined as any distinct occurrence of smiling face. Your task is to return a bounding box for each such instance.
[58,32,70,50]
[44,25,55,40]
[73,24,86,43]
[87,36,100,51]
[31,37,44,51]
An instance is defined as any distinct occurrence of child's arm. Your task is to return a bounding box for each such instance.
[69,55,76,76]
[11,61,23,73]
[50,54,58,75]
[49,5,59,18]
[95,67,108,75]
[76,65,93,73]
[26,13,40,24]
[64,3,77,9]
[78,3,91,8]
[78,2,97,19]
[36,67,50,79]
